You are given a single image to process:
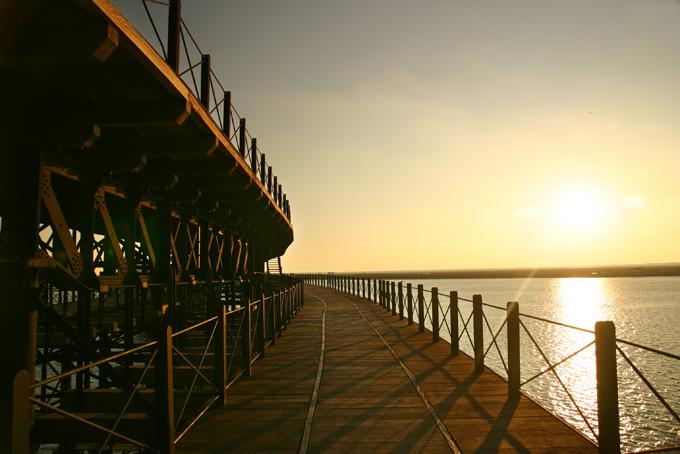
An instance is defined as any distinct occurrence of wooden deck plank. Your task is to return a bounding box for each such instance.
[177,286,597,453]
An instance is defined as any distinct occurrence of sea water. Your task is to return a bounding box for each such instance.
[396,276,680,452]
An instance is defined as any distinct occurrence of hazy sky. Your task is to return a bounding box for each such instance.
[118,0,680,272]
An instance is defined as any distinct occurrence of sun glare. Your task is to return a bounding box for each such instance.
[550,183,609,234]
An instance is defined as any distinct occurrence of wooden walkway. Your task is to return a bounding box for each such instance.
[177,286,597,453]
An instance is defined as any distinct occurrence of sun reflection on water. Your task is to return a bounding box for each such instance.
[557,277,608,329]
[545,278,613,437]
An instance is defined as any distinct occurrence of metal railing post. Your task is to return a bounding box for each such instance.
[450,291,459,355]
[473,294,484,371]
[417,285,425,332]
[507,301,520,395]
[432,288,439,342]
[595,321,620,454]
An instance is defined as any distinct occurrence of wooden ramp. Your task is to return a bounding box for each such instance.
[177,286,597,453]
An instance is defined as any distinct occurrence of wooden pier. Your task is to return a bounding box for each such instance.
[177,286,596,453]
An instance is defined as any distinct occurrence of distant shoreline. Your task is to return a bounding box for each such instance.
[322,264,680,280]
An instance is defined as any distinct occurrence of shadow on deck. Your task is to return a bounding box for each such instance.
[177,286,597,453]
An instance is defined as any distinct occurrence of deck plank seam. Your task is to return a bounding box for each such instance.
[332,290,464,454]
[298,291,327,454]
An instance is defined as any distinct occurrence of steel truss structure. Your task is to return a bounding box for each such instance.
[0,0,297,452]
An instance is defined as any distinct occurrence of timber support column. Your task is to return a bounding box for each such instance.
[0,148,40,452]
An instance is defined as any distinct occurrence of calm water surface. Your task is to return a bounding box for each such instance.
[400,276,680,452]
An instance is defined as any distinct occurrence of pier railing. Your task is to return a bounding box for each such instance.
[13,278,303,453]
[137,0,291,219]
[299,274,680,454]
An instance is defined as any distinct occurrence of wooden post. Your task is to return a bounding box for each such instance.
[243,301,252,376]
[166,0,181,71]
[284,289,290,324]
[362,278,366,299]
[155,325,175,453]
[507,301,520,394]
[200,54,211,108]
[450,291,459,355]
[391,281,396,315]
[259,295,266,358]
[270,292,276,345]
[383,280,387,308]
[380,280,384,306]
[11,370,29,454]
[398,282,404,320]
[473,294,484,371]
[222,91,231,136]
[250,138,257,172]
[368,279,378,303]
[407,283,413,325]
[214,305,227,405]
[374,279,376,301]
[383,280,390,311]
[267,166,272,193]
[259,152,266,182]
[121,289,133,367]
[238,118,246,157]
[432,288,439,342]
[417,285,425,332]
[595,321,620,453]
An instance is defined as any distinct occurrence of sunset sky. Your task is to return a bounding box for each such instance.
[118,0,680,272]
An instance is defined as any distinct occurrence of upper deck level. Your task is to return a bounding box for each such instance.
[0,0,292,260]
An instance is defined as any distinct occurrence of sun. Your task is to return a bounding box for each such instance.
[549,182,609,234]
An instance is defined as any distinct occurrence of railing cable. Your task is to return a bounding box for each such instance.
[141,0,167,59]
